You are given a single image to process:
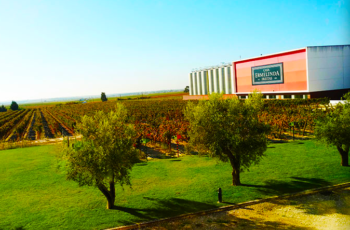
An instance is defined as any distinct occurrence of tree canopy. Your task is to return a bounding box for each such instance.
[101,92,108,102]
[184,86,189,93]
[185,92,270,185]
[10,101,19,110]
[62,103,138,209]
[315,92,350,166]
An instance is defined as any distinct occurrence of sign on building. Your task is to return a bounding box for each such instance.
[251,63,284,85]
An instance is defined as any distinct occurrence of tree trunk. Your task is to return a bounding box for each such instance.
[337,145,349,166]
[109,181,115,206]
[302,121,308,136]
[97,182,116,209]
[228,153,241,186]
[232,167,241,186]
[341,153,349,167]
[106,195,114,209]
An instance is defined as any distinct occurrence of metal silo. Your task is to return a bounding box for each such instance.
[189,73,193,95]
[214,68,219,93]
[201,70,208,95]
[219,67,226,94]
[208,69,214,94]
[225,66,232,94]
[193,72,198,95]
[198,71,202,95]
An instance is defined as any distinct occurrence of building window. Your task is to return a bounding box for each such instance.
[269,95,276,99]
[284,95,292,99]
[295,95,303,99]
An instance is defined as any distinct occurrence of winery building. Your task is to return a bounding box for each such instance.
[184,45,350,100]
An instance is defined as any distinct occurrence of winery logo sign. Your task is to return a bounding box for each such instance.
[251,63,284,85]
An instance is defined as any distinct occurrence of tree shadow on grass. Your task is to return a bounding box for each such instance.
[142,145,174,159]
[111,197,218,226]
[241,183,265,188]
[110,178,341,227]
[268,139,288,143]
[112,206,150,220]
[1,227,26,230]
[247,177,333,196]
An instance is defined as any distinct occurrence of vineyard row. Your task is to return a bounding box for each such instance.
[0,98,333,144]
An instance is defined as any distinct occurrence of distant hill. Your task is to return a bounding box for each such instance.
[0,89,183,105]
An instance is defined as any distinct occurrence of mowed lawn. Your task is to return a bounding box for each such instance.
[0,141,349,230]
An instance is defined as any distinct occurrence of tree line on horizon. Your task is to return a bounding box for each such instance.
[0,101,19,112]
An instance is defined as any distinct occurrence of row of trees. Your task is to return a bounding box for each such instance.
[0,101,19,112]
[61,91,350,209]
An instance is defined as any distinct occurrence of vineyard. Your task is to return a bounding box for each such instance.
[0,98,333,149]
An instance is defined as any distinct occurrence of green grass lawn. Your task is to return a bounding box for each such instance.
[0,140,349,230]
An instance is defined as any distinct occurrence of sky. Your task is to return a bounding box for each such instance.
[0,0,349,102]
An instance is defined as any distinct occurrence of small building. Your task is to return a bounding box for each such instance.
[184,45,350,100]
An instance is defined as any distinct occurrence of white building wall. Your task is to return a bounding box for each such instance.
[308,45,350,92]
[231,65,236,94]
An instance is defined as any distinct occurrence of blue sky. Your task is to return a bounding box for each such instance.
[0,0,349,102]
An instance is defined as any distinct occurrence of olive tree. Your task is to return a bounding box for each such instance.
[101,92,108,102]
[0,105,7,112]
[315,92,350,166]
[62,104,138,209]
[185,92,270,186]
[10,101,19,110]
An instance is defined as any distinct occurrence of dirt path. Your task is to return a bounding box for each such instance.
[144,187,350,230]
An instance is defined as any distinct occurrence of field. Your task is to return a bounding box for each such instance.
[0,94,332,151]
[19,91,187,108]
[0,92,189,143]
[1,140,349,230]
